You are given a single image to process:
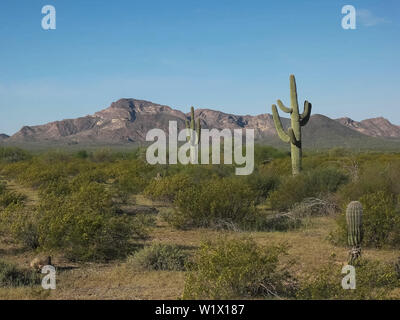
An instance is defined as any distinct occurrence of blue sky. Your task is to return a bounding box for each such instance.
[0,0,399,135]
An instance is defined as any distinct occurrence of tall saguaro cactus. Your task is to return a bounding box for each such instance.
[186,106,201,163]
[186,106,201,144]
[346,201,363,265]
[271,75,312,175]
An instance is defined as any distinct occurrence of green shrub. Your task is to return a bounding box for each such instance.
[183,237,297,299]
[361,191,400,248]
[144,174,193,202]
[338,161,400,204]
[297,258,399,299]
[128,243,188,271]
[172,178,258,229]
[91,148,114,162]
[70,170,108,187]
[0,182,6,194]
[0,155,156,260]
[39,150,72,164]
[130,213,157,238]
[328,147,351,158]
[254,145,289,165]
[17,162,68,189]
[39,178,72,197]
[310,166,349,193]
[0,190,26,207]
[0,203,40,249]
[75,150,89,159]
[270,167,348,211]
[333,191,400,248]
[0,147,31,163]
[166,162,234,182]
[36,183,150,261]
[244,172,279,205]
[110,160,153,195]
[0,183,36,248]
[0,260,40,287]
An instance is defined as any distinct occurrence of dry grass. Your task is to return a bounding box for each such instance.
[52,264,185,300]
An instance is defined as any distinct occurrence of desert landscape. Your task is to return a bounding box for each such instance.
[1,95,400,299]
[1,0,399,303]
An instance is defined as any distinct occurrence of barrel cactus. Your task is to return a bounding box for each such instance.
[346,201,363,264]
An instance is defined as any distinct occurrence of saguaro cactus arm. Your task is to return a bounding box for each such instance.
[300,101,312,126]
[277,100,292,113]
[288,128,300,147]
[272,104,290,143]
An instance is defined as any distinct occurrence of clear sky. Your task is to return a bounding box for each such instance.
[0,0,399,135]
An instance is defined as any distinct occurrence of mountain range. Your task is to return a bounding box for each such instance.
[1,98,400,150]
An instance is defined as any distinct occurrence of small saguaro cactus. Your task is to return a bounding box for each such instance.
[346,201,363,264]
[271,75,312,175]
[186,106,201,145]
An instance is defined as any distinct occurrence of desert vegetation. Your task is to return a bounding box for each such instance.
[0,145,399,299]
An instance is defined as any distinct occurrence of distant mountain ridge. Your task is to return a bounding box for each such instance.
[2,98,400,149]
[335,117,400,138]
